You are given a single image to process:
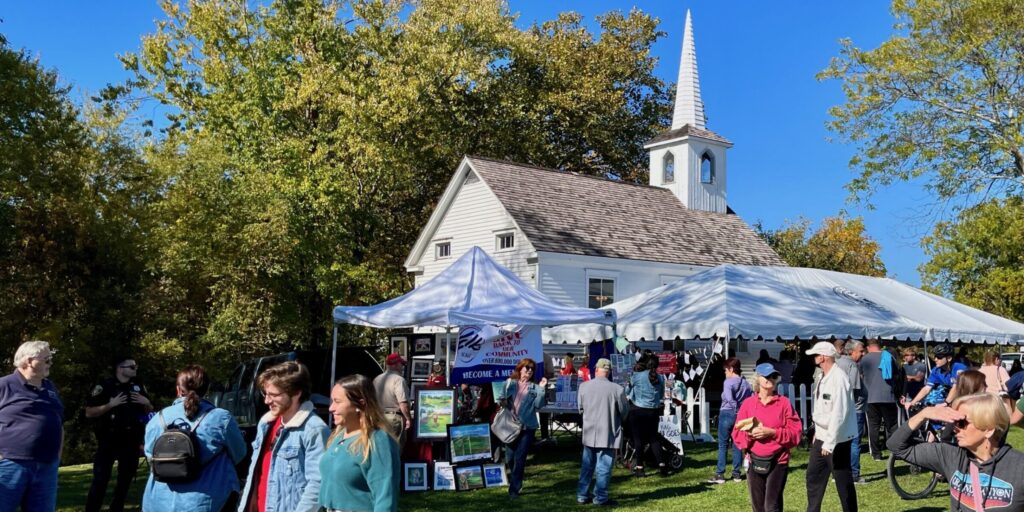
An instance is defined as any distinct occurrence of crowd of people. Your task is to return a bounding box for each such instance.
[5,338,1024,511]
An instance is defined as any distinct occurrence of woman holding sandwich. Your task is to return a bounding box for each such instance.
[732,363,802,512]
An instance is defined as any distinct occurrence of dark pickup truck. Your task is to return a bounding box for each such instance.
[210,347,383,440]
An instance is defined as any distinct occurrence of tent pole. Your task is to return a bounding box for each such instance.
[446,327,452,384]
[330,324,338,428]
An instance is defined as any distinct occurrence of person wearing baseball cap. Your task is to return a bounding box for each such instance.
[373,353,412,448]
[804,341,858,512]
[732,362,802,512]
[576,358,628,506]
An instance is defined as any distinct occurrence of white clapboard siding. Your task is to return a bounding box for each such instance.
[412,172,536,288]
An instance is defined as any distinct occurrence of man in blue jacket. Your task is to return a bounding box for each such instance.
[238,362,329,512]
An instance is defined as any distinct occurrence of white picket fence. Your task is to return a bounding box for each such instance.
[667,382,902,444]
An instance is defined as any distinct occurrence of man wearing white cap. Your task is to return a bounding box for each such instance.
[805,341,858,512]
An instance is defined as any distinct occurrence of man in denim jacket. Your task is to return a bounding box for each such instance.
[238,362,329,512]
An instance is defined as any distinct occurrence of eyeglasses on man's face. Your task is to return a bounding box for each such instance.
[119,364,138,370]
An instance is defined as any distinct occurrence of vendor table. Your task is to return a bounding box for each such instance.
[538,406,582,438]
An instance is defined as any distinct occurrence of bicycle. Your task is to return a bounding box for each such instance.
[886,403,944,500]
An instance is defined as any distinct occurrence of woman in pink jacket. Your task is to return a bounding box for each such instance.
[732,363,802,512]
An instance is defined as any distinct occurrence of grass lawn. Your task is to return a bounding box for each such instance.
[61,428,1024,511]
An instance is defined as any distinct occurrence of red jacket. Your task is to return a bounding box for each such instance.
[731,393,802,464]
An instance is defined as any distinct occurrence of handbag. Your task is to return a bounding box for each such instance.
[748,452,778,475]
[490,382,522,444]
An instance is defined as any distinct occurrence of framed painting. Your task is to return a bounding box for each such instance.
[390,335,408,359]
[482,463,508,487]
[410,357,433,380]
[410,333,436,356]
[403,462,428,491]
[414,388,455,440]
[454,464,485,491]
[446,422,493,465]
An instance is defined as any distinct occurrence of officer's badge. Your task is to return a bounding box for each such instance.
[91,385,104,397]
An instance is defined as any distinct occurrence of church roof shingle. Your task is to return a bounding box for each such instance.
[467,156,785,267]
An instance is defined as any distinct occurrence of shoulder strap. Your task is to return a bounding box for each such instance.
[190,406,212,431]
[158,410,167,430]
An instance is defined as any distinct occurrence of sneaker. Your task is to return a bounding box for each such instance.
[632,466,646,478]
[731,473,743,482]
[576,497,591,505]
[872,455,884,461]
[659,465,670,477]
[706,474,726,484]
[854,477,867,485]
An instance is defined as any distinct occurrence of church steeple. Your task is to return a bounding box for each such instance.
[672,10,705,130]
[644,9,731,214]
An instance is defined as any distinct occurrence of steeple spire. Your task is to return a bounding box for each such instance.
[671,10,706,130]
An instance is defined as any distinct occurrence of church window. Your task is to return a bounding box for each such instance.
[588,278,615,309]
[435,242,451,259]
[496,232,515,251]
[700,152,715,184]
[663,152,675,183]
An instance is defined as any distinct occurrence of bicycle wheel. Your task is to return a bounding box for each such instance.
[887,453,939,500]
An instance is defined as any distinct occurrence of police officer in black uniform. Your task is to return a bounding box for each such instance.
[84,355,153,512]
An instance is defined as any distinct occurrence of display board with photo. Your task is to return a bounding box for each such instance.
[410,333,435,356]
[433,461,455,491]
[447,422,493,465]
[414,388,455,440]
[454,465,485,491]
[410,357,433,380]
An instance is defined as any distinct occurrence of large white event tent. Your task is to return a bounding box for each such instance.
[331,246,616,382]
[546,264,1024,347]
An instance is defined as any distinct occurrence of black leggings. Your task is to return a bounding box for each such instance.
[629,406,663,468]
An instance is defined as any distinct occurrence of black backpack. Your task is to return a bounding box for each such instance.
[150,409,210,483]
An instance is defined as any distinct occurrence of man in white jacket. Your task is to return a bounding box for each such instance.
[806,342,859,512]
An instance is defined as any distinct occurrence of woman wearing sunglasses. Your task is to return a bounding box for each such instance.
[732,363,802,512]
[501,358,547,499]
[888,392,1024,510]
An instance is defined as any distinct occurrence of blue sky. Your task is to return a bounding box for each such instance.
[2,1,937,285]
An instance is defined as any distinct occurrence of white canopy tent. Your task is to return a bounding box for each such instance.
[332,246,616,382]
[546,264,1024,346]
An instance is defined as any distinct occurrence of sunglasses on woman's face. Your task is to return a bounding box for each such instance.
[953,418,970,431]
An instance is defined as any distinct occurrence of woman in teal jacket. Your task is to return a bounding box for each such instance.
[143,365,247,512]
[319,374,400,512]
[501,358,548,498]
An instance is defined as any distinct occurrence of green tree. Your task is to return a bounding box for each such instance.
[820,0,1024,202]
[755,216,887,277]
[116,0,671,364]
[921,197,1024,322]
[0,34,157,462]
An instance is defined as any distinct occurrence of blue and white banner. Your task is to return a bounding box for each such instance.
[450,325,544,385]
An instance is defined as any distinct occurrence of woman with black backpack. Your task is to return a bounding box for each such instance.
[142,365,247,512]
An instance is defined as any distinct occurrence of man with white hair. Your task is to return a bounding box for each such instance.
[0,341,64,512]
[805,341,858,512]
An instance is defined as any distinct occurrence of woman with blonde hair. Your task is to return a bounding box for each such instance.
[889,393,1024,510]
[319,374,400,512]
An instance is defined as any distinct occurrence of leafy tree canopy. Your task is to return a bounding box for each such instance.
[755,216,887,277]
[820,0,1024,203]
[921,196,1024,322]
[113,0,672,361]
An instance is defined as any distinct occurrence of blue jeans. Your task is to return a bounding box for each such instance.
[506,428,535,496]
[716,409,742,476]
[851,410,865,478]
[577,446,614,504]
[0,458,59,512]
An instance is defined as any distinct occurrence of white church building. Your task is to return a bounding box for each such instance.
[404,11,784,344]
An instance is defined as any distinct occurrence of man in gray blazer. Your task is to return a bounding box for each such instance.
[576,358,629,507]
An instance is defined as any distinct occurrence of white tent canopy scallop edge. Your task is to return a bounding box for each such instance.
[544,264,1024,345]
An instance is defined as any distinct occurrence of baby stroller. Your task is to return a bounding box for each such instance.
[617,419,684,471]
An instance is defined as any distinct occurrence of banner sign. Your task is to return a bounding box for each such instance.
[656,352,678,376]
[451,325,544,385]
